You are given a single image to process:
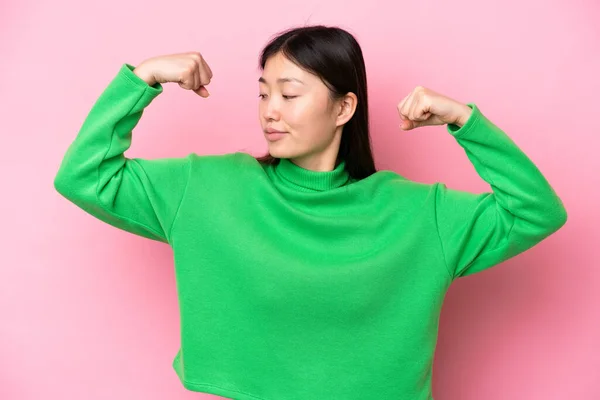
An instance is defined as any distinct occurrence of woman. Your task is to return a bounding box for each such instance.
[54,25,567,400]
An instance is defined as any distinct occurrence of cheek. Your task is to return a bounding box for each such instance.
[288,101,317,125]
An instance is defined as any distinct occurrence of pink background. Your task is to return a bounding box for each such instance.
[2,0,598,399]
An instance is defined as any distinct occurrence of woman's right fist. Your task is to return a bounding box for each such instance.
[133,52,213,97]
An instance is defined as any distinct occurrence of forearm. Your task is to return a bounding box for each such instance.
[448,103,567,231]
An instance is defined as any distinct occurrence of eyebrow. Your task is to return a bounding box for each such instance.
[258,76,305,85]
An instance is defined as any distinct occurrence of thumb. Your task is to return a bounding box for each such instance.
[194,85,210,97]
[399,118,418,131]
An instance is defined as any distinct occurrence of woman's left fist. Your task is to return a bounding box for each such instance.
[397,86,472,131]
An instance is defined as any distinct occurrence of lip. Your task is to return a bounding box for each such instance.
[265,132,288,141]
[265,127,287,133]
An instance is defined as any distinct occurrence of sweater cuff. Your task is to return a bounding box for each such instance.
[119,63,164,96]
[446,103,480,138]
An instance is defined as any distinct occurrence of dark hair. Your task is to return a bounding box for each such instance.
[254,24,377,181]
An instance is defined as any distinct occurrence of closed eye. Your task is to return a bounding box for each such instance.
[258,94,297,100]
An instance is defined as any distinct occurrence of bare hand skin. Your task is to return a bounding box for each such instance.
[133,52,213,98]
[397,86,472,130]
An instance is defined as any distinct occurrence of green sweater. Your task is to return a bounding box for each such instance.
[54,64,567,400]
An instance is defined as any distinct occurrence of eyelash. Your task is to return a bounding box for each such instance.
[258,94,297,100]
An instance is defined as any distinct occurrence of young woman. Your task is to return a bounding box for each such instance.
[54,25,567,400]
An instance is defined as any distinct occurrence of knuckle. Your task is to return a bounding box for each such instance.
[200,69,211,84]
[186,63,197,73]
[179,73,192,86]
[189,51,203,60]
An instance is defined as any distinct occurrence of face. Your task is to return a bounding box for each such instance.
[258,52,357,170]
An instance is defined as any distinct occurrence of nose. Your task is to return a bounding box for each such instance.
[261,97,281,122]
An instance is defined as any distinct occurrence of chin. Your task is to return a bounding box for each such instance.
[266,147,287,158]
[266,146,296,159]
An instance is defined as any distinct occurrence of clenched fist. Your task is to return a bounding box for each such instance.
[397,86,472,131]
[133,52,213,98]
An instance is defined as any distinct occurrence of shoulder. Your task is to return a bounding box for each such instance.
[186,151,265,176]
[357,169,442,205]
[362,169,436,191]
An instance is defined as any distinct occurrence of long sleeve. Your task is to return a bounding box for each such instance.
[434,103,568,280]
[53,64,192,244]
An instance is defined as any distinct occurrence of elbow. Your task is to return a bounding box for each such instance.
[555,205,568,230]
[546,201,568,233]
[54,167,82,201]
[53,170,70,197]
[528,198,568,236]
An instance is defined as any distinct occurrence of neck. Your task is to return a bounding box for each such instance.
[289,132,342,172]
[274,157,350,192]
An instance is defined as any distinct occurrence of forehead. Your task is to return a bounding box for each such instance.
[259,53,311,85]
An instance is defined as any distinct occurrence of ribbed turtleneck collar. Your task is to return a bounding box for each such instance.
[274,158,351,192]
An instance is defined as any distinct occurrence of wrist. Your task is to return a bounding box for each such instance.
[133,64,156,86]
[454,104,473,127]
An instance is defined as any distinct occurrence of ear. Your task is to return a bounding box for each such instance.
[336,92,358,126]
